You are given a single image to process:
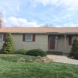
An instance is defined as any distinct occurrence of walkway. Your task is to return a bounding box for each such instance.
[47,55,78,65]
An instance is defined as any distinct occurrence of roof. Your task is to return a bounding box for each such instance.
[0,27,78,34]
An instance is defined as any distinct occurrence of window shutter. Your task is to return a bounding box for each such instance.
[33,34,35,42]
[3,34,6,41]
[68,36,72,45]
[23,34,25,41]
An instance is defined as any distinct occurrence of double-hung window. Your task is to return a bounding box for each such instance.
[0,34,3,41]
[23,34,35,42]
[26,34,32,41]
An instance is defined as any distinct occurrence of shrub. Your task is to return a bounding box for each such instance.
[74,50,78,59]
[15,49,27,55]
[69,37,78,56]
[26,49,47,57]
[0,49,2,53]
[1,33,15,54]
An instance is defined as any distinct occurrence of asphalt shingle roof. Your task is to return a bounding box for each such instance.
[0,27,78,34]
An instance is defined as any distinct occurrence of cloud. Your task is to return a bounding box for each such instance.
[32,0,78,10]
[3,16,78,27]
[3,16,41,27]
[59,0,78,8]
[64,22,78,27]
[0,0,78,27]
[0,0,22,17]
[32,0,58,6]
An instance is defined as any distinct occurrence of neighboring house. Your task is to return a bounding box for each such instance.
[0,27,78,54]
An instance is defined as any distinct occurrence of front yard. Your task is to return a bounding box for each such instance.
[0,54,78,78]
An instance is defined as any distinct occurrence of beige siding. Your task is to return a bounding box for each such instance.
[57,36,72,53]
[48,36,72,53]
[13,34,48,51]
[66,37,72,53]
[0,41,4,49]
[0,33,72,53]
[48,36,63,52]
[57,36,65,52]
[0,34,4,49]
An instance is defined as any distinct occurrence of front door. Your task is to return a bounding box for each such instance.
[49,36,55,49]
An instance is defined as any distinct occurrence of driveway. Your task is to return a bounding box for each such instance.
[47,55,78,65]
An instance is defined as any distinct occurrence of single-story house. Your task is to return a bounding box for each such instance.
[0,27,78,54]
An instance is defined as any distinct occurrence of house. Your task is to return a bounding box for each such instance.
[0,27,78,54]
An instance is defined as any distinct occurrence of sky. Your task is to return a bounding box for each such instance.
[0,0,78,27]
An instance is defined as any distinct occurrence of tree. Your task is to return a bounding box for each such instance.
[1,33,15,54]
[41,24,54,27]
[70,37,78,56]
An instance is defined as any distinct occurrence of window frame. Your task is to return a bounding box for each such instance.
[25,34,33,42]
[0,34,3,41]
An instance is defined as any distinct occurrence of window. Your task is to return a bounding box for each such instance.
[23,34,35,42]
[0,34,3,41]
[68,36,78,45]
[72,36,78,44]
[26,34,32,41]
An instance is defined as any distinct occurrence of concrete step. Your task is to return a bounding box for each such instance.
[47,51,63,55]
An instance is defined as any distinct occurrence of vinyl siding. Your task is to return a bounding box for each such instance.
[0,33,73,53]
[13,34,48,51]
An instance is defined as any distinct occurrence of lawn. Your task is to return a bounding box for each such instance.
[0,54,78,78]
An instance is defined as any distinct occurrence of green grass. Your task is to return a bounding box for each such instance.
[0,54,42,62]
[0,54,78,78]
[0,54,53,63]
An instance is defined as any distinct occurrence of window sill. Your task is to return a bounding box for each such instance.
[23,40,35,42]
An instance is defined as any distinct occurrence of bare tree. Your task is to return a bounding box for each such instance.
[0,12,3,28]
[41,24,54,27]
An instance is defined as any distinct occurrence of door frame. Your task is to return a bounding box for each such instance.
[48,35,58,51]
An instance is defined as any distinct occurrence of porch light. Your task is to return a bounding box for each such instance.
[56,36,58,39]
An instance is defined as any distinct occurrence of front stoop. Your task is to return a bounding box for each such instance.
[47,51,63,55]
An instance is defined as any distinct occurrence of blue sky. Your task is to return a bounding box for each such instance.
[0,0,78,27]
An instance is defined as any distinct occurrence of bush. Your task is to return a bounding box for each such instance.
[1,33,15,54]
[26,49,47,57]
[0,49,2,53]
[74,50,78,59]
[15,49,27,55]
[70,37,78,56]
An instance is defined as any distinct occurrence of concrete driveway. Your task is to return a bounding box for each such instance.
[47,55,78,65]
